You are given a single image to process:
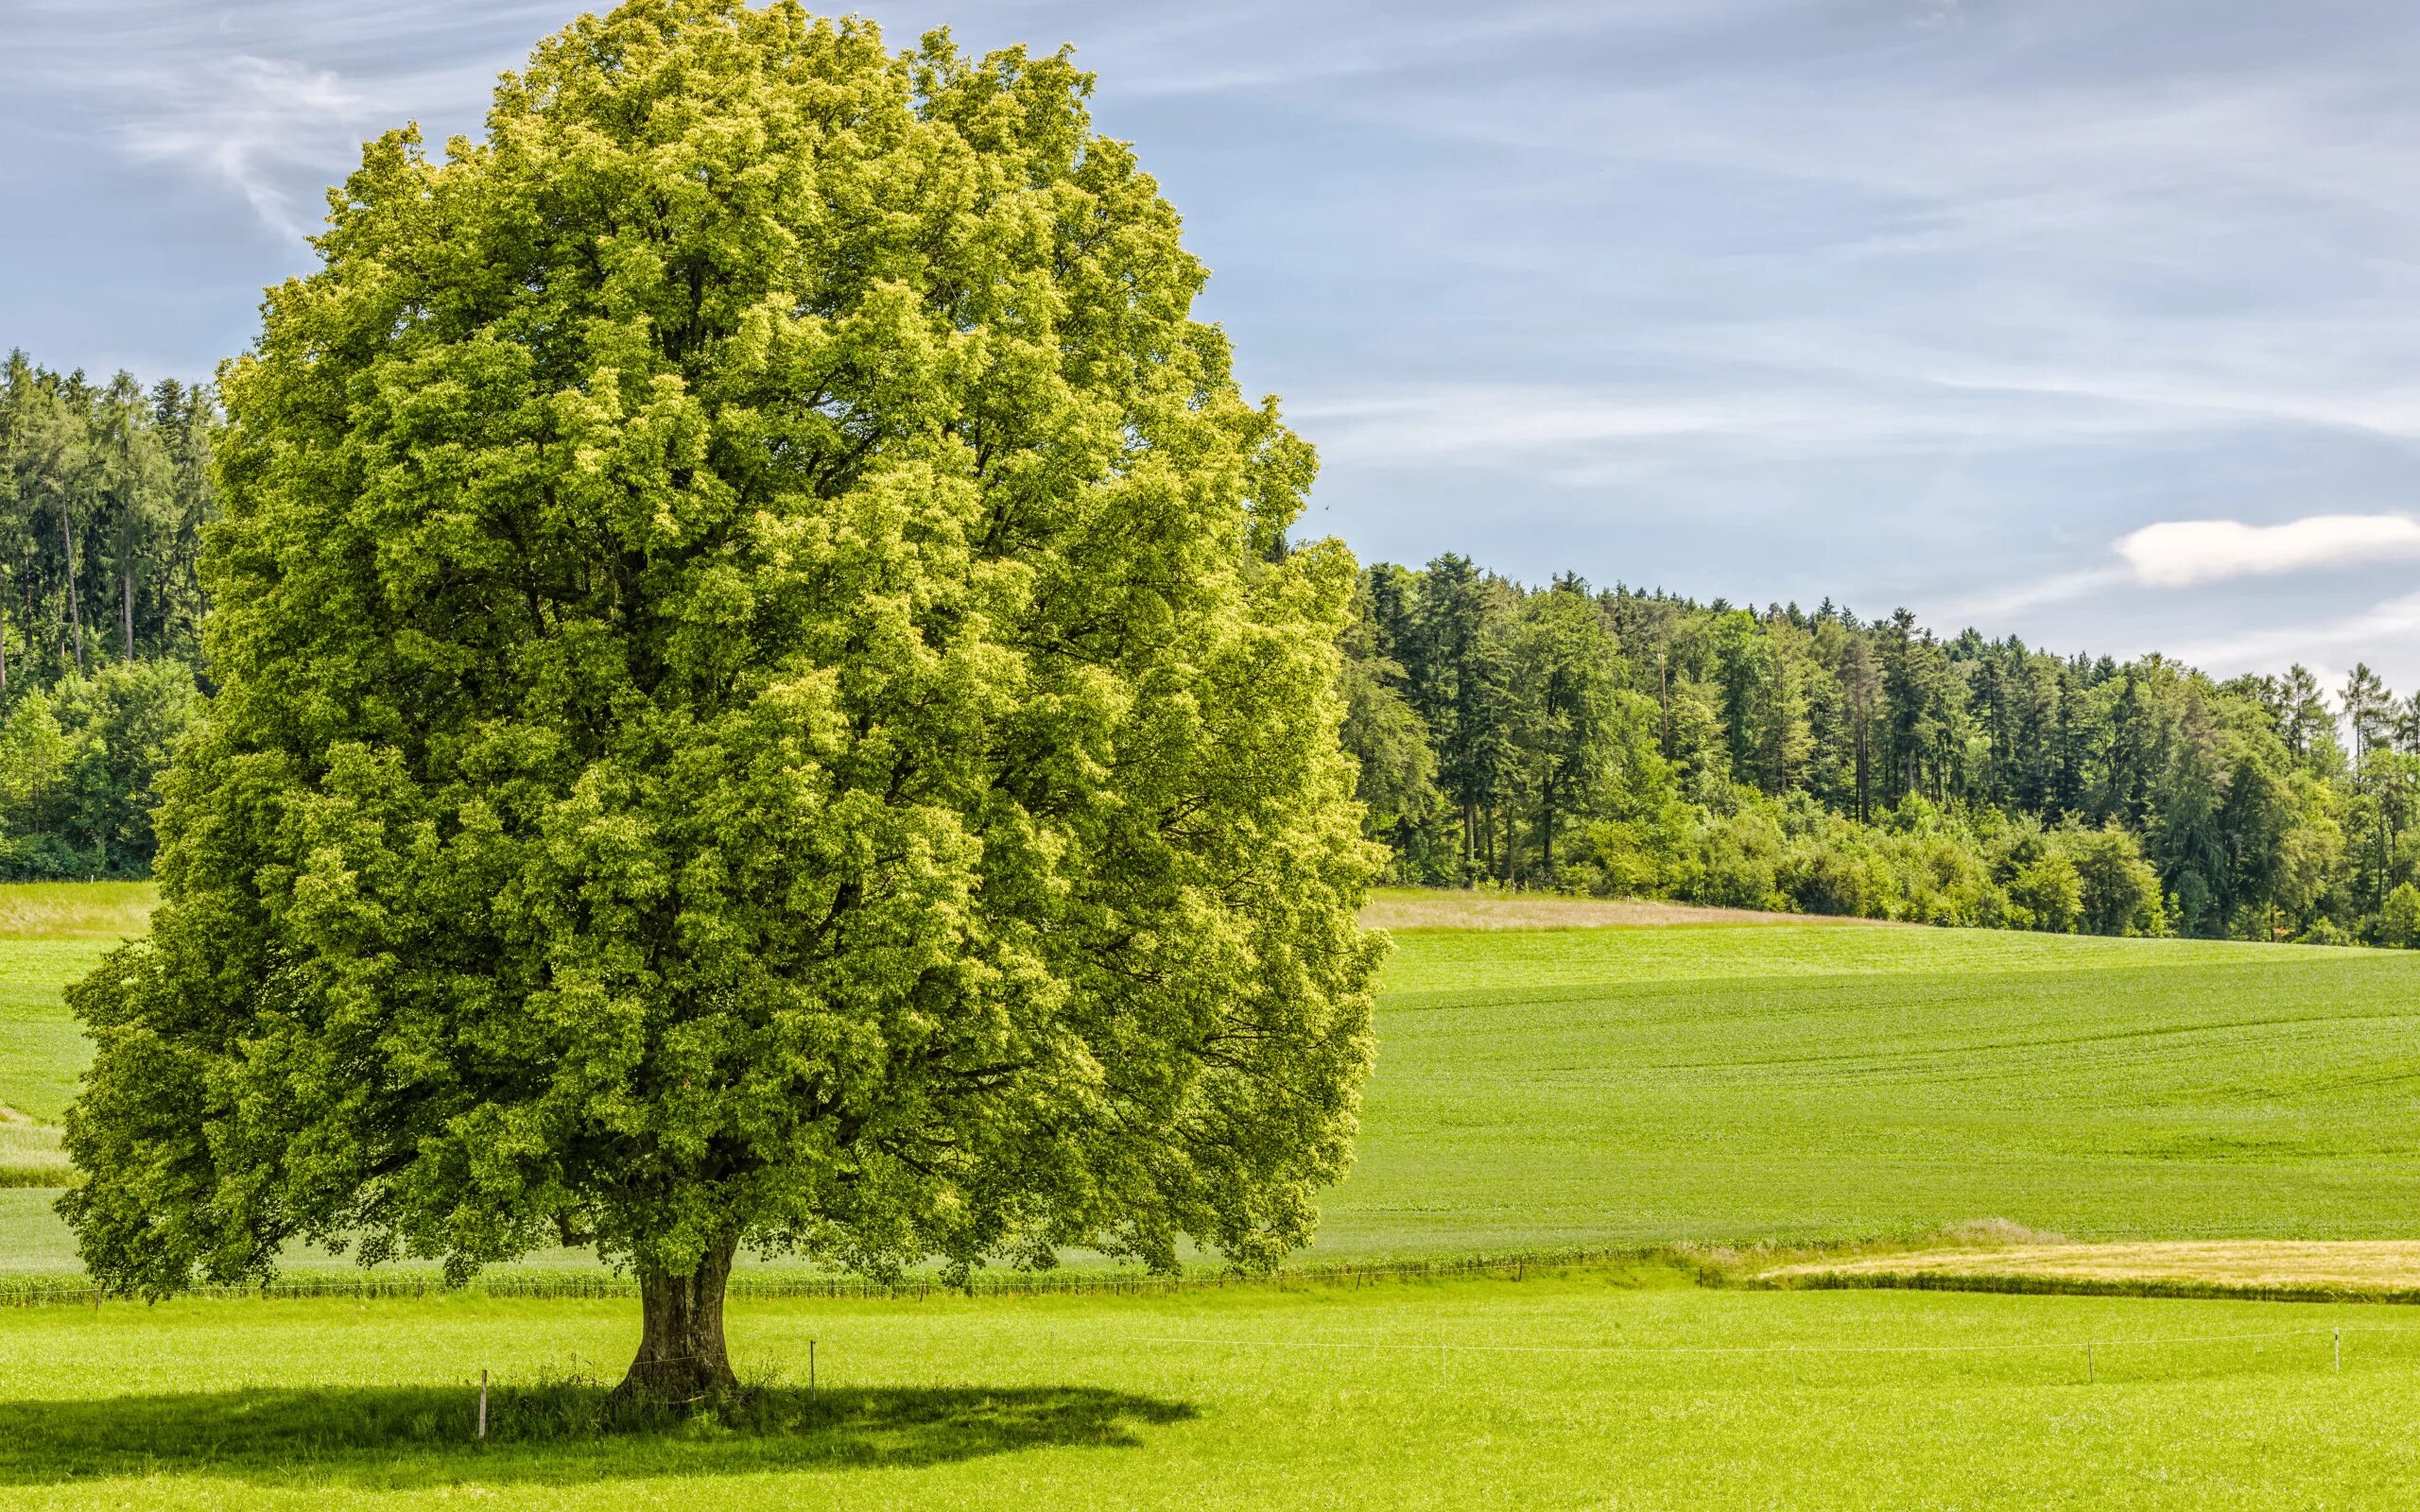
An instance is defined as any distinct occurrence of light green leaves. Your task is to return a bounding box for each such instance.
[62,0,1380,1297]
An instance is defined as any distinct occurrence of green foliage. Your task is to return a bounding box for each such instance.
[0,354,213,674]
[0,661,199,878]
[1336,581,1440,845]
[2067,824,2165,937]
[2379,882,2420,948]
[62,1,1381,1316]
[0,354,213,874]
[2006,852,2081,934]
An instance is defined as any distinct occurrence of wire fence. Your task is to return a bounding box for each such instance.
[0,1245,1645,1311]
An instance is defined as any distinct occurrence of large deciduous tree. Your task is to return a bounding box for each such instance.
[61,0,1382,1401]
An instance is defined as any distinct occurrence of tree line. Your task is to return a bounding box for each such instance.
[1340,556,2420,944]
[0,352,212,878]
[5,341,2417,944]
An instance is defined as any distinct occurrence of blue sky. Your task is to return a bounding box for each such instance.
[9,1,2420,689]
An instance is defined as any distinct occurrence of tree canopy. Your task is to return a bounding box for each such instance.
[61,0,1382,1400]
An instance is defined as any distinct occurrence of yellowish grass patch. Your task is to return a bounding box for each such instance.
[1358,887,1904,931]
[0,881,157,940]
[1773,1240,2420,1294]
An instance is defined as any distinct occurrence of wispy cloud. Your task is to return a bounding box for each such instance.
[1948,567,2134,621]
[2,1,538,239]
[2167,589,2420,674]
[115,55,372,239]
[1294,374,2239,481]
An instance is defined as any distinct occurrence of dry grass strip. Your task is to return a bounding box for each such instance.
[1358,889,1902,932]
[1772,1241,2420,1299]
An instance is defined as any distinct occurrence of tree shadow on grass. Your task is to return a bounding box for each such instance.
[0,1383,1198,1489]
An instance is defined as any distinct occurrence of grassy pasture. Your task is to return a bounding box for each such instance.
[2,1271,2417,1509]
[0,882,152,1143]
[1328,924,2420,1252]
[6,885,2420,1256]
[0,882,151,1185]
[1,885,2417,1505]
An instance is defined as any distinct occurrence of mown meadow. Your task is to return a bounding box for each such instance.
[4,885,2420,1505]
[9,889,2420,1255]
[1343,921,2420,1251]
[5,1272,2419,1509]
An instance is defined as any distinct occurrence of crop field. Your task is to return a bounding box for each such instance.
[6,1269,2420,1510]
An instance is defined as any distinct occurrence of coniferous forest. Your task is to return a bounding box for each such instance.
[1340,558,2420,945]
[0,352,212,878]
[5,344,2417,942]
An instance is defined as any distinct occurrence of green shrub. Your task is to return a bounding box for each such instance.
[2378,883,2420,948]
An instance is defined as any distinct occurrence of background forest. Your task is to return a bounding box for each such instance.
[1340,558,2420,943]
[6,347,2417,943]
[0,353,210,879]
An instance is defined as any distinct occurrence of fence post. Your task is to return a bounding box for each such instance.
[2085,1343,2094,1384]
[810,1339,818,1404]
[477,1368,488,1440]
[2334,1329,2342,1372]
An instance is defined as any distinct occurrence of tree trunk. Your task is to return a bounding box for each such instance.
[1851,718,1864,823]
[121,564,134,662]
[615,1235,740,1402]
[60,512,84,676]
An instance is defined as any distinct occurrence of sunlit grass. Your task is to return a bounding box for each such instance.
[1,1271,2415,1509]
[1321,924,2420,1253]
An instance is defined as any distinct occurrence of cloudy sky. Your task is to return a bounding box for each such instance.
[9,1,2420,688]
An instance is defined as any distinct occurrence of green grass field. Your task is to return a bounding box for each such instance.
[7,886,2420,1505]
[14,880,2420,1500]
[6,889,2420,1254]
[1330,925,2420,1252]
[0,884,150,1187]
[3,1270,2417,1509]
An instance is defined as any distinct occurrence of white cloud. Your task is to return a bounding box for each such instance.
[4,3,537,240]
[2114,514,2420,587]
[1937,512,2420,629]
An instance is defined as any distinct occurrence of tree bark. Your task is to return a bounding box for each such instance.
[60,511,84,676]
[121,564,134,662]
[614,1234,740,1402]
